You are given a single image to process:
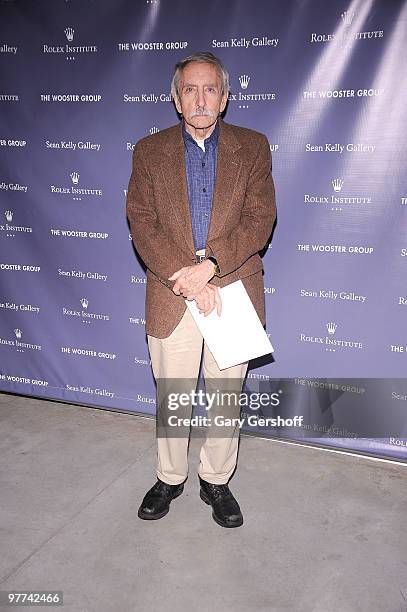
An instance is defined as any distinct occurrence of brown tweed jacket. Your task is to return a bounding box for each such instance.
[126,117,276,339]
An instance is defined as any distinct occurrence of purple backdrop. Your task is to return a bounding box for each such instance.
[1,0,406,460]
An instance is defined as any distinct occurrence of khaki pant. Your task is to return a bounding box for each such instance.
[147,307,248,485]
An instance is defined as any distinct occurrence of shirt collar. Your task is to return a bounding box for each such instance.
[182,117,220,149]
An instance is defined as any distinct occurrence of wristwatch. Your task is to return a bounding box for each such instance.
[206,256,220,276]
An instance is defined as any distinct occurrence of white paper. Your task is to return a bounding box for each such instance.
[185,279,274,370]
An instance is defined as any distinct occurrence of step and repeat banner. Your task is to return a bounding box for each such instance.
[1,0,406,460]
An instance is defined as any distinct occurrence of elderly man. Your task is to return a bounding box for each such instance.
[126,51,276,528]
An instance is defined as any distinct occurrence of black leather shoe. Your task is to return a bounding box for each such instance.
[138,478,184,520]
[199,476,243,528]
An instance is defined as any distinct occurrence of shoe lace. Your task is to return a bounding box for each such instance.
[155,480,172,493]
[208,483,230,498]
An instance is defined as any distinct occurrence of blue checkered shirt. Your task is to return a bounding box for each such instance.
[182,119,219,252]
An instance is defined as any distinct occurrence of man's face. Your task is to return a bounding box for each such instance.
[174,62,228,130]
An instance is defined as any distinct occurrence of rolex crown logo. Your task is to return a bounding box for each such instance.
[80,298,89,309]
[149,126,159,134]
[341,11,354,26]
[64,27,74,42]
[326,322,337,335]
[332,178,344,193]
[5,210,13,222]
[239,74,250,90]
[14,328,22,339]
[70,171,79,185]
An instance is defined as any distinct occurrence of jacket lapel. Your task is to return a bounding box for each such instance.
[207,118,242,245]
[160,117,242,257]
[161,123,195,255]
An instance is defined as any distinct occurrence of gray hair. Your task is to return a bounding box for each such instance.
[170,51,230,100]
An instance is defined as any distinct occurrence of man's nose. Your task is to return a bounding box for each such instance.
[196,88,206,108]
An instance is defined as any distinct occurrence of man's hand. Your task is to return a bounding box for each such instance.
[192,283,222,317]
[169,259,215,300]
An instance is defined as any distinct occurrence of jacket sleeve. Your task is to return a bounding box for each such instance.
[126,140,187,290]
[205,134,276,277]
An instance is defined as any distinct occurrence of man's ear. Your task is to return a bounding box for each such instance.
[220,90,229,113]
[173,93,182,114]
[171,89,182,115]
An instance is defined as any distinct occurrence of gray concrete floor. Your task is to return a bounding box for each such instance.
[0,392,406,612]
